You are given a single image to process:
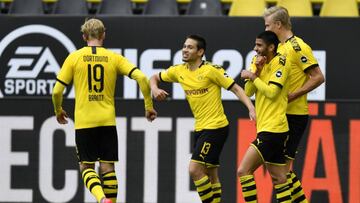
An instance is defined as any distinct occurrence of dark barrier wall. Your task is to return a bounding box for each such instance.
[0,16,360,100]
[0,17,359,203]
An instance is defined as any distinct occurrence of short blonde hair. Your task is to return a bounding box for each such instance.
[81,18,105,40]
[264,6,292,30]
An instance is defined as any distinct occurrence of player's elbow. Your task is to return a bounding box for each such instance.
[264,89,278,99]
[137,74,148,84]
[319,74,325,85]
[150,74,160,87]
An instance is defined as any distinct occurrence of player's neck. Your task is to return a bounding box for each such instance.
[187,59,203,71]
[87,39,103,47]
[279,30,294,43]
[265,53,276,63]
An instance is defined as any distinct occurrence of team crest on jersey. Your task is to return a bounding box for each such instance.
[276,70,282,78]
[301,56,308,63]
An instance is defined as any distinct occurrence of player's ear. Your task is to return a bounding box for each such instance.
[275,20,282,29]
[269,44,275,53]
[82,34,88,42]
[198,48,204,57]
[101,32,106,40]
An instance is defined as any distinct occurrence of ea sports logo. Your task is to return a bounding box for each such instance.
[0,24,76,98]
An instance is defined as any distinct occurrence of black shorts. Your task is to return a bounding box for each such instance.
[285,114,309,159]
[191,125,229,168]
[75,126,118,163]
[251,131,289,165]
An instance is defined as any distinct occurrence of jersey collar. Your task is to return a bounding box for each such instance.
[285,35,295,43]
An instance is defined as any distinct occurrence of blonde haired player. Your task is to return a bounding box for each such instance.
[263,6,325,202]
[52,18,157,203]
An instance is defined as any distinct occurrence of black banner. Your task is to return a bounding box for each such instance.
[0,17,360,100]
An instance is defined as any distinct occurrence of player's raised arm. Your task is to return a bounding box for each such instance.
[130,68,157,121]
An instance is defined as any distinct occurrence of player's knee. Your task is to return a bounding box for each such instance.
[79,163,95,172]
[99,162,115,174]
[189,164,206,180]
[237,165,252,177]
[270,173,287,185]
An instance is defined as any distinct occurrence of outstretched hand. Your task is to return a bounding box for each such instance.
[152,88,169,101]
[56,109,69,124]
[146,109,158,122]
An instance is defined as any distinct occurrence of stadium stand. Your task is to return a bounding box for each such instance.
[8,0,44,14]
[98,0,133,15]
[186,0,223,16]
[0,0,359,16]
[320,0,359,17]
[228,0,266,16]
[53,0,88,14]
[143,0,179,16]
[277,0,313,16]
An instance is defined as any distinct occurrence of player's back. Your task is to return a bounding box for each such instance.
[61,46,135,129]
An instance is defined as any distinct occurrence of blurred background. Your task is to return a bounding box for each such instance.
[0,0,359,202]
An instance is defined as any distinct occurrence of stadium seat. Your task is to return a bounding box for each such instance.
[186,0,223,16]
[277,0,313,16]
[228,0,266,16]
[98,0,133,15]
[143,0,179,16]
[320,0,359,17]
[54,0,88,14]
[9,0,44,14]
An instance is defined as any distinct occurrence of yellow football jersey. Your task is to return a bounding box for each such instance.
[246,54,290,133]
[160,61,235,131]
[278,36,319,115]
[56,46,140,129]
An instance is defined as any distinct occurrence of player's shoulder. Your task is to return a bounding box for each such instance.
[203,61,224,70]
[164,63,186,74]
[287,36,314,52]
[70,47,86,56]
[169,63,186,69]
[274,53,287,66]
[285,36,302,52]
[65,48,86,61]
[98,48,120,58]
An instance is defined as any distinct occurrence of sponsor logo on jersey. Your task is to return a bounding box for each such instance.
[301,56,308,63]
